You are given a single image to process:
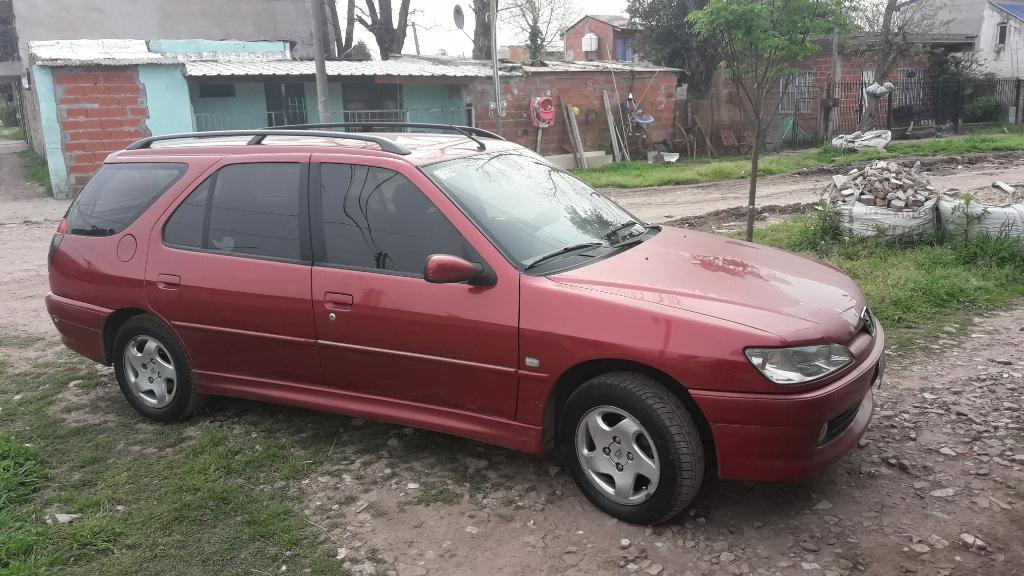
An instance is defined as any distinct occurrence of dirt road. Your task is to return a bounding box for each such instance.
[608,152,1024,224]
[1,143,1021,576]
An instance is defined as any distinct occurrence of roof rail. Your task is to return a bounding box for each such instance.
[124,129,412,154]
[269,122,505,141]
[268,122,504,151]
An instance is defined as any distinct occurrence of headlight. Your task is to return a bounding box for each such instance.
[745,344,854,385]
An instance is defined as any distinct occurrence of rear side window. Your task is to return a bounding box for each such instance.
[164,163,303,261]
[318,163,468,274]
[66,163,186,236]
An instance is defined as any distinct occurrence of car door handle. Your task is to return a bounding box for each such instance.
[156,273,181,289]
[324,292,354,310]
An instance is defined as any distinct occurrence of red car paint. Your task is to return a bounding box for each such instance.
[46,133,882,481]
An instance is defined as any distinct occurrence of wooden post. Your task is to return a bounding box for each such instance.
[1015,78,1022,125]
[311,0,331,123]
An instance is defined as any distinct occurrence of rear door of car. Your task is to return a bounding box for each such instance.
[307,154,520,419]
[145,154,321,390]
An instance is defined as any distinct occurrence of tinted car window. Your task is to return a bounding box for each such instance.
[163,163,302,261]
[319,164,466,274]
[66,163,186,236]
[163,178,210,248]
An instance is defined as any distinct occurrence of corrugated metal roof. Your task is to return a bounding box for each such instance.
[516,60,679,73]
[185,57,678,78]
[29,39,178,65]
[185,57,495,77]
[995,2,1024,19]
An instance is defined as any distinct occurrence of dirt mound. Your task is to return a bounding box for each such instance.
[664,202,815,233]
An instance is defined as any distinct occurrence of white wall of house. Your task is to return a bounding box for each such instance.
[927,0,990,35]
[977,3,1024,77]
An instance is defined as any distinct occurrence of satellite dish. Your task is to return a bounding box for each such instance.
[453,5,465,29]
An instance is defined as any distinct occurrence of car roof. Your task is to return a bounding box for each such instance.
[110,132,521,167]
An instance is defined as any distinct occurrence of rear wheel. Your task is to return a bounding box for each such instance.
[560,372,704,524]
[113,315,204,422]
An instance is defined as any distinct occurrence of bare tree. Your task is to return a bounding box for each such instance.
[470,0,492,60]
[344,0,357,53]
[856,0,947,130]
[502,0,578,61]
[326,0,344,58]
[355,0,413,59]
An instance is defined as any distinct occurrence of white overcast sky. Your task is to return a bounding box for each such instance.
[346,0,629,58]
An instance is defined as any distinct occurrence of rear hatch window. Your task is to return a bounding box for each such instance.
[66,163,187,236]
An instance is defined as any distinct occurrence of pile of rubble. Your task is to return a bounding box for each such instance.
[826,160,937,210]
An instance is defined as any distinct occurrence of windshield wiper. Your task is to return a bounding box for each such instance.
[603,220,643,242]
[70,225,115,236]
[524,242,604,270]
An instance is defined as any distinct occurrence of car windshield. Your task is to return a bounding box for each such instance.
[422,150,645,268]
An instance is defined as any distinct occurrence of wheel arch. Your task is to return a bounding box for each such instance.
[543,359,716,465]
[101,307,184,365]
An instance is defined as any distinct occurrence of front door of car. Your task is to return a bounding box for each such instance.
[146,155,321,389]
[308,155,519,419]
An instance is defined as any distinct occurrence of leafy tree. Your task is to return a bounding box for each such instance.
[503,0,577,61]
[689,0,848,242]
[355,0,413,59]
[627,0,719,95]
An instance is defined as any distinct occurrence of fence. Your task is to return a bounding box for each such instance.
[829,78,1021,137]
[683,77,1022,154]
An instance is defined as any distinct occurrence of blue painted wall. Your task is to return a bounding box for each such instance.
[149,39,290,55]
[303,82,344,123]
[138,65,193,135]
[31,66,70,198]
[404,84,467,124]
[190,82,269,130]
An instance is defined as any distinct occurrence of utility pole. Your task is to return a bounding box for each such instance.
[490,0,503,134]
[311,0,331,123]
[412,22,421,56]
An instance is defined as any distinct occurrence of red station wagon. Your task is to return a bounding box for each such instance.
[46,124,884,524]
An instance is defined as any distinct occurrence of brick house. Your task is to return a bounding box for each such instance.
[563,15,638,62]
[690,33,977,150]
[26,39,678,198]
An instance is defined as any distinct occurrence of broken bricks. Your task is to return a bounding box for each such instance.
[824,159,937,210]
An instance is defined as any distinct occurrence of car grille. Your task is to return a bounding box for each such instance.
[819,401,861,446]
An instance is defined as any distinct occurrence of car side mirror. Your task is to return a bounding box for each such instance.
[423,254,495,287]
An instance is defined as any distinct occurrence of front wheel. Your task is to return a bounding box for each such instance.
[560,372,704,524]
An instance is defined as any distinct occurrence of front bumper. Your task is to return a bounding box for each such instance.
[690,325,884,482]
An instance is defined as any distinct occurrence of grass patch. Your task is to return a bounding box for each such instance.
[576,133,1024,188]
[0,126,23,140]
[751,212,1024,349]
[19,149,51,195]
[412,483,461,506]
[0,355,342,575]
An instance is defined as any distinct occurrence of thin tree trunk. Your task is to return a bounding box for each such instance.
[471,0,491,59]
[745,127,761,242]
[326,0,343,58]
[344,0,355,51]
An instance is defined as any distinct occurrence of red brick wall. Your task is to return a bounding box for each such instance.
[468,70,677,157]
[53,66,150,195]
[563,18,617,61]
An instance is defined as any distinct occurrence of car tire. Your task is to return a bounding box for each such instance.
[560,372,704,524]
[112,314,205,422]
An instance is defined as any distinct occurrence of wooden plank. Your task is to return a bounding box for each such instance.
[568,104,588,169]
[561,103,584,168]
[602,90,622,162]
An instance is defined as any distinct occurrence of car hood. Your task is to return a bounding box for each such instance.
[548,227,867,343]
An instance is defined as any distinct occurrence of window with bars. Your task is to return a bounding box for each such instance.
[780,72,814,114]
